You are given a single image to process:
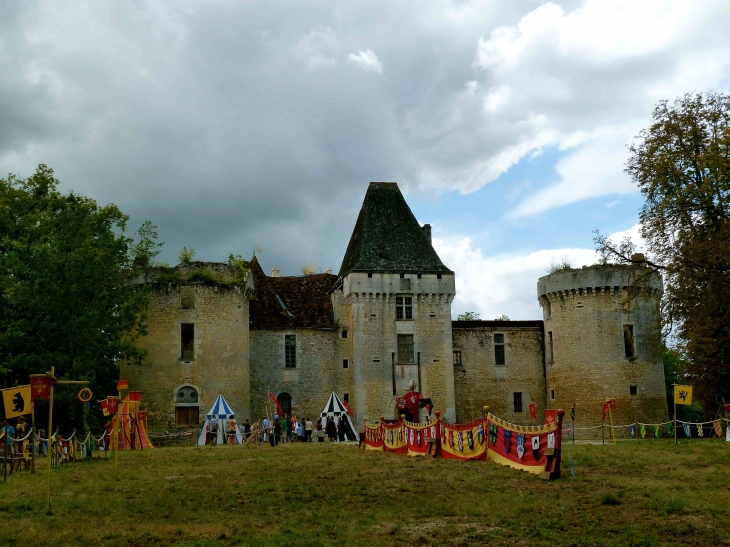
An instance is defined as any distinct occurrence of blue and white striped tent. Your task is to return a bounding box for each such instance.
[197,394,242,445]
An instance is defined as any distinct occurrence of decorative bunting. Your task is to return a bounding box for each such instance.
[683,423,691,438]
[640,424,646,438]
[547,432,555,449]
[517,434,525,459]
[503,429,511,453]
[629,425,636,439]
[489,422,498,446]
[531,435,540,460]
[713,421,722,437]
[697,424,704,438]
[653,425,661,439]
[666,422,674,436]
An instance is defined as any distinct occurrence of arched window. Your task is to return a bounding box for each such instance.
[277,392,292,417]
[175,385,199,426]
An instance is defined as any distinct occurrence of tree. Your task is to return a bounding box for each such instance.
[595,91,730,405]
[457,312,480,321]
[0,165,157,431]
[179,247,195,263]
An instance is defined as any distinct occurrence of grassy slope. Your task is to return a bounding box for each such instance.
[0,440,729,546]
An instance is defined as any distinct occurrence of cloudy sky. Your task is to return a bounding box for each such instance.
[2,1,730,319]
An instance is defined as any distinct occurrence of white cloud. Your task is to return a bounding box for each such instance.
[434,223,645,320]
[412,0,730,212]
[347,49,383,73]
[294,28,337,70]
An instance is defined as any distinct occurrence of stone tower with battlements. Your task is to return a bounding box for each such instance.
[332,182,456,425]
[537,264,669,434]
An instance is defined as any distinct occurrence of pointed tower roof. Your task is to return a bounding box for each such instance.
[339,182,452,276]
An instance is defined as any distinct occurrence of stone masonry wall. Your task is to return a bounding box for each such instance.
[249,328,347,422]
[538,266,669,438]
[120,282,251,432]
[453,327,546,424]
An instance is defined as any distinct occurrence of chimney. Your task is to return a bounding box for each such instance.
[326,268,332,275]
[422,224,432,244]
[270,268,281,277]
[631,253,646,263]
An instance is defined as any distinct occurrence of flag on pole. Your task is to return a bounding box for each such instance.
[117,380,129,391]
[674,385,693,405]
[269,392,284,417]
[342,401,354,417]
[529,403,537,420]
[30,375,51,402]
[1,385,32,418]
[106,396,120,416]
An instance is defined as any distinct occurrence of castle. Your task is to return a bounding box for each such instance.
[122,182,669,433]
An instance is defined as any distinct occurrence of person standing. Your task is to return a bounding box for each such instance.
[262,416,269,444]
[273,417,282,446]
[296,420,304,442]
[305,417,313,442]
[281,416,288,444]
[325,417,336,442]
[337,417,346,442]
[243,419,252,441]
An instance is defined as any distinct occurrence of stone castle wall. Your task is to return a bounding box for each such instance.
[538,266,669,437]
[249,327,352,422]
[453,325,546,424]
[120,278,252,431]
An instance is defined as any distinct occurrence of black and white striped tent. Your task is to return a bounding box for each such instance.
[319,392,357,441]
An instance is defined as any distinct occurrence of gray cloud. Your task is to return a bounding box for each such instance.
[1,0,727,277]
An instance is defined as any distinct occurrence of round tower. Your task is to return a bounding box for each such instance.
[537,263,668,436]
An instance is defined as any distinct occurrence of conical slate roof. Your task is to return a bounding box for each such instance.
[339,182,452,276]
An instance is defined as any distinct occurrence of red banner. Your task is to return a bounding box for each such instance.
[406,421,434,457]
[382,420,407,454]
[440,419,486,461]
[106,397,120,416]
[342,401,354,416]
[487,415,556,475]
[117,380,129,391]
[529,403,537,420]
[30,375,50,402]
[544,409,557,426]
[363,421,384,451]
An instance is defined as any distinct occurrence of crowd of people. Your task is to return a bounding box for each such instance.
[260,414,349,446]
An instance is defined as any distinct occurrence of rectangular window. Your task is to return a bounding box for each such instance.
[548,331,554,364]
[397,334,414,364]
[550,389,555,400]
[343,359,349,369]
[400,278,411,291]
[285,335,297,368]
[341,330,348,339]
[513,392,523,413]
[630,385,638,396]
[624,325,636,358]
[494,333,505,365]
[396,297,413,320]
[453,351,462,366]
[181,323,194,360]
[343,393,349,403]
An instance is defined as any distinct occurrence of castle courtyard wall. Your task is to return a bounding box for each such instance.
[452,324,546,424]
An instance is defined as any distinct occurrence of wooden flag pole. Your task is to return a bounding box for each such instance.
[45,366,55,512]
[606,397,616,446]
[674,384,678,445]
[31,402,36,474]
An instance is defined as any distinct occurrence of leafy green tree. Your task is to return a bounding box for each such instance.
[457,311,480,321]
[0,165,157,431]
[596,91,730,407]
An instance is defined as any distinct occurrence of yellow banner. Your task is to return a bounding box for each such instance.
[2,385,32,418]
[674,385,693,406]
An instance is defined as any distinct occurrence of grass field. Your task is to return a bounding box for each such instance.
[0,439,729,546]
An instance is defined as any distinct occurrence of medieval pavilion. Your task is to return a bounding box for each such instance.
[121,182,669,434]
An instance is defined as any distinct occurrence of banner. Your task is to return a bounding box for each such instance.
[117,380,129,391]
[529,403,537,420]
[268,392,284,417]
[713,421,722,437]
[2,385,32,418]
[674,385,693,405]
[383,421,407,454]
[363,421,383,451]
[486,414,556,475]
[406,420,434,457]
[30,375,51,402]
[440,418,486,461]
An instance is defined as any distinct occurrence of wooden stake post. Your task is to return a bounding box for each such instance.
[39,367,89,512]
[674,384,678,445]
[606,397,616,446]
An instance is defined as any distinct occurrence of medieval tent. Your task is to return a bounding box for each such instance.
[319,392,358,441]
[197,394,243,446]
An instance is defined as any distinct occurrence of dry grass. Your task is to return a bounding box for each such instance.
[1,439,729,546]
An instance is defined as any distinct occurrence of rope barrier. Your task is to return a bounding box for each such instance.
[568,417,729,431]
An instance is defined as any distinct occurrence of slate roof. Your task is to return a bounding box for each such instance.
[338,182,452,276]
[249,257,337,330]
